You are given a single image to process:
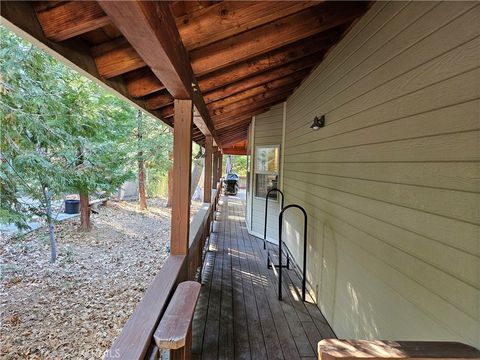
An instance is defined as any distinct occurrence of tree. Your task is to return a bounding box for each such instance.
[135,114,172,207]
[0,27,137,259]
[166,130,174,208]
[1,27,78,261]
[190,144,204,200]
[1,26,174,256]
[60,78,136,231]
[137,111,147,210]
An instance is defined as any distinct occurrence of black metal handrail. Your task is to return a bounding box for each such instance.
[263,188,284,249]
[278,204,308,301]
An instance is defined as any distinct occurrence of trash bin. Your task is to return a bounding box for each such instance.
[64,199,80,214]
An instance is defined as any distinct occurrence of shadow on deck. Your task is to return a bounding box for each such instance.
[192,193,335,360]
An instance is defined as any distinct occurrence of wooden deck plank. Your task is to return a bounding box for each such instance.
[201,206,224,359]
[219,200,235,358]
[284,269,337,339]
[246,219,317,357]
[193,193,333,359]
[192,236,216,357]
[238,219,300,359]
[230,198,252,360]
[233,200,284,360]
[254,228,334,350]
[237,208,310,359]
[232,199,268,359]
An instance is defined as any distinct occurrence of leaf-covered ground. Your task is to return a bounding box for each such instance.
[0,198,201,359]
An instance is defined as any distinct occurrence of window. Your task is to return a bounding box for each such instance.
[255,145,280,200]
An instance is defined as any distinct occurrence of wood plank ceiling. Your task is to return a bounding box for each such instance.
[8,1,369,149]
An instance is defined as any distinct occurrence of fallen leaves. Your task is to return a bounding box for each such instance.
[1,198,202,359]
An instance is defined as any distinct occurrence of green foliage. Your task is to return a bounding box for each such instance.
[223,155,248,177]
[0,26,172,228]
[137,112,172,197]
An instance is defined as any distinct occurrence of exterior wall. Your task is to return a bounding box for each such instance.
[282,1,480,348]
[249,104,284,242]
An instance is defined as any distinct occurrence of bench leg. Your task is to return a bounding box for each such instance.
[170,325,192,360]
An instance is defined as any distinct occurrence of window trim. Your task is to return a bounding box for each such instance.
[254,144,280,201]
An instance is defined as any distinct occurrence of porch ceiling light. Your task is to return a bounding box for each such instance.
[310,115,325,130]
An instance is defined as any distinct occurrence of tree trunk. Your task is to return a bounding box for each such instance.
[166,165,173,208]
[138,157,147,210]
[137,111,147,210]
[166,128,174,208]
[79,189,91,231]
[190,162,204,200]
[42,186,57,263]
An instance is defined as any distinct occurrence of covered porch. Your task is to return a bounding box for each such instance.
[2,1,479,359]
[192,192,334,359]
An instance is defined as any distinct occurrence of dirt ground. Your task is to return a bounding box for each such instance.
[0,198,202,359]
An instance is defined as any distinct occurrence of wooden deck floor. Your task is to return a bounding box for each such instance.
[192,193,335,360]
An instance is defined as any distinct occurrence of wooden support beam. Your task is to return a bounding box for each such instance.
[207,73,305,110]
[218,153,223,180]
[145,91,175,110]
[159,105,174,119]
[92,37,146,79]
[98,2,190,97]
[98,1,219,145]
[212,94,291,122]
[217,122,251,134]
[220,132,250,147]
[197,30,338,93]
[189,2,366,76]
[203,55,318,103]
[170,1,216,18]
[209,82,301,114]
[125,68,165,98]
[212,148,219,188]
[214,108,269,129]
[203,135,213,203]
[215,114,262,131]
[217,128,254,147]
[105,26,337,95]
[220,127,249,139]
[176,1,321,51]
[170,100,193,256]
[212,89,294,117]
[35,1,110,41]
[222,147,247,156]
[220,130,249,143]
[193,116,210,142]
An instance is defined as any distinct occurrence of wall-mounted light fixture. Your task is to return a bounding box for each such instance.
[310,115,325,130]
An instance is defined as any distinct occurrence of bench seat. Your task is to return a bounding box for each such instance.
[319,339,480,360]
[154,281,201,351]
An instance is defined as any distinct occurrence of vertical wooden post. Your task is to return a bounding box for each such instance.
[203,135,213,203]
[218,153,223,181]
[212,147,219,189]
[170,99,193,256]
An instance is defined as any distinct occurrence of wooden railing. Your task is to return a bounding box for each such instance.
[105,183,222,360]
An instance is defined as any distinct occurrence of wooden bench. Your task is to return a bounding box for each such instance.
[318,339,480,360]
[154,281,201,360]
